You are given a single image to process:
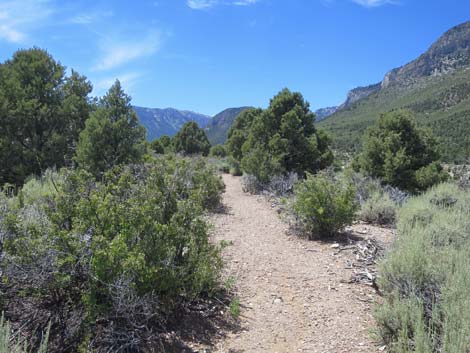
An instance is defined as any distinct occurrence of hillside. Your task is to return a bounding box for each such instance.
[319,21,470,162]
[314,106,338,121]
[205,107,251,145]
[134,106,210,141]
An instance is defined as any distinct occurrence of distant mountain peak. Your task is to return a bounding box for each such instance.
[314,106,338,121]
[324,21,470,116]
[382,21,470,88]
[319,21,470,162]
[205,107,251,145]
[133,106,210,141]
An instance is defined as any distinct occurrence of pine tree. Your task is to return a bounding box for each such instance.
[0,48,92,185]
[173,121,211,156]
[75,80,146,177]
[357,110,446,192]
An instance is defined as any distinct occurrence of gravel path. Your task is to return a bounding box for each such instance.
[209,174,388,353]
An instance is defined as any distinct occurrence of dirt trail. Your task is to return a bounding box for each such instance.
[209,174,390,353]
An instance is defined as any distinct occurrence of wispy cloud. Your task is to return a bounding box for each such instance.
[69,11,114,25]
[233,0,260,6]
[0,0,55,43]
[187,0,217,9]
[187,0,260,10]
[93,31,162,71]
[94,72,142,92]
[351,0,397,8]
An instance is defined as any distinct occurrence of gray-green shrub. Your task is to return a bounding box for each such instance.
[375,182,470,353]
[359,191,397,225]
[209,144,227,158]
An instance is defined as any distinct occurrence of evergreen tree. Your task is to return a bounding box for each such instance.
[173,121,211,156]
[0,48,92,186]
[155,135,173,153]
[75,80,146,177]
[357,110,446,192]
[150,139,164,154]
[226,108,262,161]
[229,89,333,183]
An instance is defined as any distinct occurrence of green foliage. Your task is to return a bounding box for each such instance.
[229,158,242,176]
[220,162,230,173]
[0,48,93,186]
[0,315,49,353]
[415,161,448,190]
[375,183,470,353]
[229,298,241,319]
[291,172,358,238]
[154,134,174,154]
[0,157,224,351]
[209,144,227,158]
[226,108,262,161]
[150,138,164,154]
[75,80,146,177]
[357,110,446,193]
[227,90,333,183]
[173,121,211,156]
[359,191,397,225]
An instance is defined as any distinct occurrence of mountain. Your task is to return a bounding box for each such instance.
[338,83,382,110]
[315,106,338,121]
[134,106,211,141]
[205,107,251,145]
[319,21,470,162]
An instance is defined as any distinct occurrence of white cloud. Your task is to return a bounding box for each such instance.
[69,10,114,25]
[187,0,260,10]
[93,31,161,71]
[187,0,217,9]
[94,72,142,92]
[0,0,55,43]
[351,0,397,8]
[233,0,260,6]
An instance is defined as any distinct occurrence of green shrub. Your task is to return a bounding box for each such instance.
[357,110,446,193]
[209,144,227,158]
[229,298,241,319]
[156,134,174,153]
[375,182,470,353]
[154,155,225,211]
[229,159,242,176]
[359,191,397,225]
[18,169,63,206]
[291,172,358,238]
[0,157,224,352]
[220,162,230,173]
[240,145,283,183]
[415,161,448,190]
[150,138,164,154]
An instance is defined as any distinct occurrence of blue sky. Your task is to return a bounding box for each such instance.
[0,0,469,115]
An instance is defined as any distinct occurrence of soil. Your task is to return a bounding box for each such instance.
[176,174,395,353]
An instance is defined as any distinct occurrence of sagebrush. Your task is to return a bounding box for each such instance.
[375,182,470,353]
